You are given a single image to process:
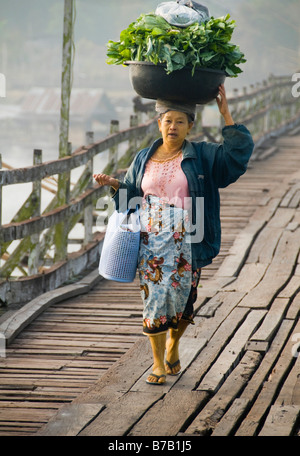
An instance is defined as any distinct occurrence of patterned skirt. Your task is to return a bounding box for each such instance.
[138,195,201,335]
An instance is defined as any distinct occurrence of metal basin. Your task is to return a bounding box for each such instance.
[126,61,226,104]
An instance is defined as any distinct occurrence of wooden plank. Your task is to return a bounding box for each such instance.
[35,315,142,325]
[0,282,93,345]
[191,292,246,341]
[211,398,251,436]
[259,405,300,436]
[0,407,54,423]
[246,227,282,264]
[267,207,296,228]
[128,391,209,437]
[250,298,290,342]
[215,220,266,278]
[236,319,300,436]
[18,331,138,344]
[286,291,300,320]
[0,357,67,370]
[196,277,235,301]
[79,391,164,436]
[278,275,300,299]
[289,190,300,208]
[10,338,135,352]
[238,229,300,309]
[38,403,104,436]
[275,354,300,406]
[245,341,269,352]
[72,337,152,405]
[185,351,261,435]
[28,322,142,335]
[217,195,285,277]
[197,310,266,393]
[245,322,294,396]
[174,306,249,391]
[197,292,229,317]
[280,183,300,208]
[223,263,269,293]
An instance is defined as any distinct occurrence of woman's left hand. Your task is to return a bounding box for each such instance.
[93,173,119,190]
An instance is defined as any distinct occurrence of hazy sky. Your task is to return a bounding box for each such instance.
[1,0,299,94]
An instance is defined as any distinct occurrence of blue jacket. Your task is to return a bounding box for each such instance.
[111,124,254,269]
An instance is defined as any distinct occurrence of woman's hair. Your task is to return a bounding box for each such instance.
[156,99,196,123]
[159,111,194,124]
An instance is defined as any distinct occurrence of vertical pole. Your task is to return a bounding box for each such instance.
[0,154,2,267]
[55,0,74,262]
[109,120,119,174]
[59,0,74,160]
[129,115,138,153]
[28,149,42,275]
[0,154,2,228]
[84,131,94,246]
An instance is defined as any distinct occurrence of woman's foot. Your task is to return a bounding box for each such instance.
[165,336,181,375]
[165,359,181,376]
[165,320,190,375]
[146,370,166,385]
[147,333,167,384]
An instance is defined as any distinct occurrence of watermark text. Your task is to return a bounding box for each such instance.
[96,192,204,243]
[292,73,300,98]
[0,73,6,98]
[291,333,300,358]
[0,332,6,358]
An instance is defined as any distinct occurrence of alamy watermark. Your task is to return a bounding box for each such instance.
[0,332,5,358]
[96,191,204,243]
[291,333,300,358]
[291,73,300,98]
[0,73,6,98]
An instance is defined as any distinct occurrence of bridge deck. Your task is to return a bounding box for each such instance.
[0,131,300,436]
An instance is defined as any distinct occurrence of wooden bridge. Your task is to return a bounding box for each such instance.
[0,74,300,437]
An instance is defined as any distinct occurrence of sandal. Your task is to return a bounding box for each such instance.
[146,373,166,385]
[165,359,181,376]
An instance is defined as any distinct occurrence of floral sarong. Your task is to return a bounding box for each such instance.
[138,195,201,335]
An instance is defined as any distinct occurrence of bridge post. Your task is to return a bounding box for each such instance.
[0,154,2,227]
[84,131,94,245]
[28,150,42,275]
[108,120,119,174]
[0,154,2,267]
[55,0,74,262]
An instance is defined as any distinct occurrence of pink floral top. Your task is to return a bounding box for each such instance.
[141,151,190,209]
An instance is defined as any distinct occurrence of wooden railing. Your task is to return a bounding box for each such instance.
[1,73,300,305]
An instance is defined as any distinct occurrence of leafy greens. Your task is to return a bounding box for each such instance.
[106,13,246,77]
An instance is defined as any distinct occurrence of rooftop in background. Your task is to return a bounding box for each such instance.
[19,87,116,123]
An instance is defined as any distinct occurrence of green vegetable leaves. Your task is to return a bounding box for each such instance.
[106,13,246,77]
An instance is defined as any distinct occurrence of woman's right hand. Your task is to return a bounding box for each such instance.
[93,173,119,190]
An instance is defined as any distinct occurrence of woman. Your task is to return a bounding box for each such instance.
[94,84,254,385]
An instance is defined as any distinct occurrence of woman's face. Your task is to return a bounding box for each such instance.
[158,111,193,148]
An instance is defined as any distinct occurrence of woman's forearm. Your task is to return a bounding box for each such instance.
[223,112,235,126]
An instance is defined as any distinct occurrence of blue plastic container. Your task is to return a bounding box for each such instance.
[99,210,140,283]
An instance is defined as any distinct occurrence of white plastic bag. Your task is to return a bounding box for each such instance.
[155,1,209,27]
